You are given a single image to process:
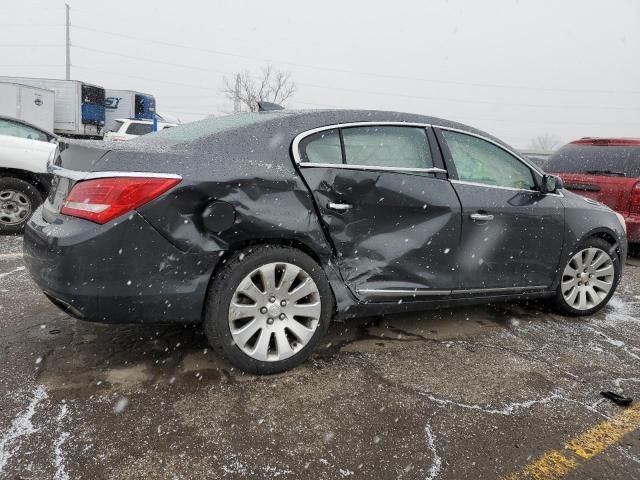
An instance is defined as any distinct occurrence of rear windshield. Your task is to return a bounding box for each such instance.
[130,112,285,144]
[546,144,640,177]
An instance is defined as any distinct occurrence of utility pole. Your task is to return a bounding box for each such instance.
[65,3,71,80]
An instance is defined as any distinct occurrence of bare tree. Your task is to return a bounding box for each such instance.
[223,66,296,112]
[529,134,561,153]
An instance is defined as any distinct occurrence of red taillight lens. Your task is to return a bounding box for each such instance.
[61,177,180,224]
[631,181,640,216]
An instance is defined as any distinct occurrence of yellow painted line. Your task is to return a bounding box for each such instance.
[504,402,640,480]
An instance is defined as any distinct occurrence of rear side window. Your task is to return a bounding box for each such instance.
[442,130,536,190]
[299,129,342,164]
[126,122,154,136]
[546,145,640,177]
[342,126,432,169]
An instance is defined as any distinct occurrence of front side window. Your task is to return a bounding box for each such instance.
[299,129,342,164]
[442,130,536,190]
[0,119,47,141]
[342,126,432,169]
[126,122,154,136]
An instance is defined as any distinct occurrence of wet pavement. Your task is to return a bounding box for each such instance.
[1,235,639,479]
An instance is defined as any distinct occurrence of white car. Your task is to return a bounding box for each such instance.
[0,116,57,233]
[103,118,176,141]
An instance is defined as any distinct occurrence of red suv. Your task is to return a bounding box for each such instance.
[546,138,640,244]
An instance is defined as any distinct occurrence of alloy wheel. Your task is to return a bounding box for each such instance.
[0,189,32,225]
[228,262,322,361]
[561,247,614,310]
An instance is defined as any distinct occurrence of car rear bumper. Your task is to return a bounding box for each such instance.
[23,207,220,324]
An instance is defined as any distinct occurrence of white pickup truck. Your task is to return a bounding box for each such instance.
[104,118,176,141]
[0,116,57,234]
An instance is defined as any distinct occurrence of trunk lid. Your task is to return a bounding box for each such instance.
[42,141,110,222]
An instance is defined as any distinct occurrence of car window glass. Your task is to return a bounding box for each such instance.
[126,123,154,135]
[111,120,125,133]
[299,129,342,164]
[0,119,47,141]
[442,130,535,189]
[0,119,18,137]
[342,126,432,169]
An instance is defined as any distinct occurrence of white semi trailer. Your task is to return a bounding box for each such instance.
[104,89,156,132]
[0,82,55,132]
[0,76,106,139]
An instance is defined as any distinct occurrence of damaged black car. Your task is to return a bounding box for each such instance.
[23,109,628,373]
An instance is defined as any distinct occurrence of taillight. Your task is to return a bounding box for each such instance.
[61,177,180,224]
[631,181,640,216]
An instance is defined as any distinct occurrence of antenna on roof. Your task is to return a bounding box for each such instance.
[257,101,284,112]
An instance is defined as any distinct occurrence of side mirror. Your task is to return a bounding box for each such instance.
[541,174,563,194]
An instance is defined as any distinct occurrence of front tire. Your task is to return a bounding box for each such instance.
[0,177,43,235]
[552,237,621,316]
[203,245,334,374]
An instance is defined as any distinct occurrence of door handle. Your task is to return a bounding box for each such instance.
[327,202,353,212]
[470,213,494,222]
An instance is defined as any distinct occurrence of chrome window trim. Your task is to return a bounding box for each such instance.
[357,285,548,298]
[450,179,564,197]
[298,163,447,175]
[291,121,445,174]
[48,164,182,181]
[450,179,538,194]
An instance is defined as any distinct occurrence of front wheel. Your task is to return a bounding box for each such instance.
[203,245,334,374]
[552,237,621,316]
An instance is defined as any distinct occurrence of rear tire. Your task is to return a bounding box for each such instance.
[203,245,334,374]
[0,177,43,235]
[551,237,621,316]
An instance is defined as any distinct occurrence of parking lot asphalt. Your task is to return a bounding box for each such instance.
[0,235,639,479]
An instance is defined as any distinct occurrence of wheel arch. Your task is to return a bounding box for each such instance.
[201,238,355,323]
[580,227,625,260]
[0,168,50,197]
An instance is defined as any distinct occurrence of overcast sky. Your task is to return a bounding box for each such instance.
[1,0,639,148]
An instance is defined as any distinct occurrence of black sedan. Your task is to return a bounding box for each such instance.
[23,109,627,374]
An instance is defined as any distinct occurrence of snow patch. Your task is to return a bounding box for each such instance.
[425,424,442,480]
[53,404,70,480]
[423,391,563,416]
[0,385,47,474]
[0,266,26,280]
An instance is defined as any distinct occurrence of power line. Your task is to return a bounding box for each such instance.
[71,44,640,113]
[0,23,64,27]
[72,64,226,93]
[0,44,64,47]
[70,23,640,96]
[72,45,234,76]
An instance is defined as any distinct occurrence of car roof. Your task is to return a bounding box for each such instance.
[149,108,513,149]
[0,115,56,138]
[569,138,640,146]
[115,118,174,125]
